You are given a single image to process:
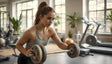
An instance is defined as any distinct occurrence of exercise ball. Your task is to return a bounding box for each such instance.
[0,38,5,47]
[65,38,74,45]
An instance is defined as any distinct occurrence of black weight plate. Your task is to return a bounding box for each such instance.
[67,43,80,58]
[39,44,47,64]
[86,35,97,46]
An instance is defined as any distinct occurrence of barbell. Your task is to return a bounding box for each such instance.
[29,43,80,64]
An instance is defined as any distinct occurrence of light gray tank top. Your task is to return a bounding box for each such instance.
[27,25,49,47]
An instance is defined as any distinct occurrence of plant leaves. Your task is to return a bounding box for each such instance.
[67,11,83,28]
[9,13,22,33]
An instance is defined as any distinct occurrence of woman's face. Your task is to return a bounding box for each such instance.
[39,11,55,27]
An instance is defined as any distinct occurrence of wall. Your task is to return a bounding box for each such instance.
[65,0,83,42]
[97,34,112,42]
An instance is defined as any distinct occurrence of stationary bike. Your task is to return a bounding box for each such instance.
[81,17,112,54]
[0,29,11,62]
[79,17,94,56]
[86,19,102,46]
[86,19,112,48]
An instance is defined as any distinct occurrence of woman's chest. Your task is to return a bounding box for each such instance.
[38,30,52,40]
[31,31,52,41]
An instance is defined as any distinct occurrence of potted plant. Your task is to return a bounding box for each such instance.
[9,13,22,34]
[67,12,83,34]
[54,15,61,32]
[106,10,112,33]
[68,30,73,38]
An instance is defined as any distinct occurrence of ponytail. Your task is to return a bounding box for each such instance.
[34,1,54,25]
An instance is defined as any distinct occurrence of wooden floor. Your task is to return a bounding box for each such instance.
[0,44,112,64]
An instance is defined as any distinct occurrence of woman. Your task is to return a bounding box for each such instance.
[16,1,67,64]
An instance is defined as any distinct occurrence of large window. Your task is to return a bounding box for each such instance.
[0,6,8,31]
[88,0,112,33]
[16,0,38,32]
[54,0,66,33]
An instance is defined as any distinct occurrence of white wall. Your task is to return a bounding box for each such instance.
[65,0,83,39]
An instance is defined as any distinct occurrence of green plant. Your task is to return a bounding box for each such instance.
[54,15,61,27]
[68,30,73,38]
[67,12,83,33]
[106,10,112,22]
[9,13,22,33]
[106,10,112,31]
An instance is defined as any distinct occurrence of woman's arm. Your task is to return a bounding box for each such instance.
[50,28,67,50]
[16,30,32,56]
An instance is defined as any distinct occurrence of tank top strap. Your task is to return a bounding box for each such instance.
[35,25,40,39]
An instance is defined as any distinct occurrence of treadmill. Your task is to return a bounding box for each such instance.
[91,19,112,48]
[80,17,112,54]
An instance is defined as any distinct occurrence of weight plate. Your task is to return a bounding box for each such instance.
[31,45,42,64]
[86,35,97,46]
[67,43,80,58]
[39,44,47,64]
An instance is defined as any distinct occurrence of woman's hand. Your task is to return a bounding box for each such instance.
[25,49,34,57]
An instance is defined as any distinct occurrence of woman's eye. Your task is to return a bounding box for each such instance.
[47,17,54,21]
[52,18,55,20]
[47,17,51,20]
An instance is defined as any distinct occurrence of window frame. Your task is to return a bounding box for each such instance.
[88,0,112,33]
[54,0,66,33]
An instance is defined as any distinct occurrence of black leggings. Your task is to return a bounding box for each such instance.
[18,53,43,64]
[17,53,34,64]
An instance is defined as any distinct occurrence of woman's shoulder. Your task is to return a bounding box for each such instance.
[48,27,53,31]
[48,27,56,34]
[23,26,36,36]
[21,26,36,41]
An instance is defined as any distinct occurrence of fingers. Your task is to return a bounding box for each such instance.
[25,49,34,57]
[28,49,34,54]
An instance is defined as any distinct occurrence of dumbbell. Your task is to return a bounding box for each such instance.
[29,43,80,64]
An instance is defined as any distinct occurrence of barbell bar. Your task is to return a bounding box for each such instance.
[29,43,80,64]
[47,50,70,55]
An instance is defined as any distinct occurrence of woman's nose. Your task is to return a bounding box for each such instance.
[49,20,52,23]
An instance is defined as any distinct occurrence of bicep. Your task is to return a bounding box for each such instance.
[51,30,62,45]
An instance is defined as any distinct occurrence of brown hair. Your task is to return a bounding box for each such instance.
[34,1,55,25]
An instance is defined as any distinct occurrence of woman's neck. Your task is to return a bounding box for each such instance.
[37,23,48,32]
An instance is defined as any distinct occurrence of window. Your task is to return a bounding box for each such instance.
[0,6,8,31]
[54,0,66,33]
[16,0,38,32]
[88,0,112,33]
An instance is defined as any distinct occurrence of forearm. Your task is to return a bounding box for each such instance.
[16,44,27,55]
[58,42,67,50]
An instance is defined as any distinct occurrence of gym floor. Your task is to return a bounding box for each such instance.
[0,44,112,64]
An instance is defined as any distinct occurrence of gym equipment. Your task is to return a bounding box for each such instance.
[0,38,5,47]
[80,17,112,54]
[78,17,94,56]
[0,55,10,62]
[86,19,112,48]
[4,30,12,47]
[8,37,19,57]
[29,43,80,64]
[30,45,43,64]
[0,11,10,62]
[85,19,99,46]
